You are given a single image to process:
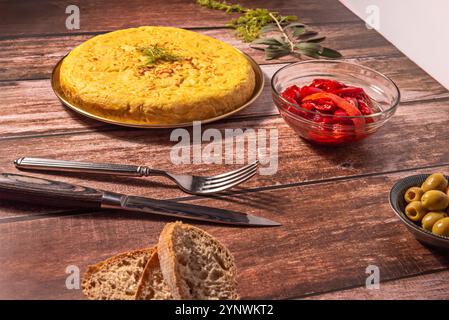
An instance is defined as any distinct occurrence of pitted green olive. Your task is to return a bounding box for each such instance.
[405,201,427,222]
[432,217,449,237]
[422,173,448,192]
[421,212,447,231]
[421,190,449,211]
[404,187,424,203]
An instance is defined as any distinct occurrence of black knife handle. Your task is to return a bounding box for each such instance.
[0,173,103,208]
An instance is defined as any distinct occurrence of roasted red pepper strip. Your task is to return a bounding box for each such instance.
[303,92,365,135]
[281,85,301,104]
[300,85,322,98]
[331,87,364,96]
[310,79,345,91]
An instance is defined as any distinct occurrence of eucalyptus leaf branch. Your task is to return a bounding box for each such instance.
[268,13,294,52]
[197,0,342,60]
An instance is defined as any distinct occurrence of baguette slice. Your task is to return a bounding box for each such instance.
[158,222,239,300]
[82,248,154,300]
[134,249,172,300]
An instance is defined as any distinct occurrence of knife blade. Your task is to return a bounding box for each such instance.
[0,173,280,227]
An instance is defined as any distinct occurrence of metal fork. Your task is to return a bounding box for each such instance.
[14,157,259,195]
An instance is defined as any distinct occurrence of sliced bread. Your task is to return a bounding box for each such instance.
[158,222,239,300]
[134,249,172,300]
[82,247,154,300]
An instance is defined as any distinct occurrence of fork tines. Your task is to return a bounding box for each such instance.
[198,160,259,193]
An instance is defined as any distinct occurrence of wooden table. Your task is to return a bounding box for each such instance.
[1,0,448,300]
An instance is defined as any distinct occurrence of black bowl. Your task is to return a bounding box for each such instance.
[389,174,449,249]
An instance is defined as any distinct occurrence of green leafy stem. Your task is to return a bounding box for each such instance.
[138,45,182,65]
[251,13,342,60]
[197,0,342,60]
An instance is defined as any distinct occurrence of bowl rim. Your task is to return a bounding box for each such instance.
[389,174,449,242]
[271,59,401,120]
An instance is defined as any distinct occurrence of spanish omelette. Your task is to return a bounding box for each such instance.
[59,26,256,125]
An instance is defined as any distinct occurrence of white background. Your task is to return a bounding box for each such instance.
[341,0,449,90]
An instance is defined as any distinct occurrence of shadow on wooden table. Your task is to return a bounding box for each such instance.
[300,134,380,169]
[187,186,291,214]
[60,104,177,145]
[422,245,449,264]
[80,209,279,229]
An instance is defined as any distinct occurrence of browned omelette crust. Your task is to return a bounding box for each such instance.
[59,26,256,125]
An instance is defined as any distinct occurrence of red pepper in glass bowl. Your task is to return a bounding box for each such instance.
[271,60,400,146]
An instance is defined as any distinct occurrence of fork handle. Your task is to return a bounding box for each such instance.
[14,157,165,177]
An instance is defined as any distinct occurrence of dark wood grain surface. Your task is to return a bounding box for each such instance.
[0,0,359,37]
[0,0,448,300]
[2,169,449,299]
[305,270,449,300]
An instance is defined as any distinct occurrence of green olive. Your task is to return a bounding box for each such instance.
[421,173,448,192]
[421,190,449,211]
[405,201,427,222]
[421,212,447,231]
[432,217,449,237]
[404,187,424,203]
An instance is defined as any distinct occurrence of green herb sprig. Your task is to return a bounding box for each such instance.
[197,0,296,42]
[197,0,341,60]
[197,0,245,13]
[138,45,181,64]
[251,13,342,60]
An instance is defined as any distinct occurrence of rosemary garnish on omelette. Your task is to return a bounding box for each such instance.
[138,45,182,65]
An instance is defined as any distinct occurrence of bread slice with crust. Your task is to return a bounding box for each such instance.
[82,248,154,300]
[158,222,239,300]
[134,249,172,300]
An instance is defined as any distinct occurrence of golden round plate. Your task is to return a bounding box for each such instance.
[51,51,264,129]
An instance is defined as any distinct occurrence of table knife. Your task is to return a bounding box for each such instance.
[0,173,280,227]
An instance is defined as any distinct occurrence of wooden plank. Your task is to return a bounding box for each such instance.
[1,169,449,299]
[1,98,449,220]
[0,56,447,139]
[0,0,359,37]
[303,270,449,299]
[0,22,399,81]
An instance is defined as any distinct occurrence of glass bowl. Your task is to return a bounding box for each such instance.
[271,60,400,145]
